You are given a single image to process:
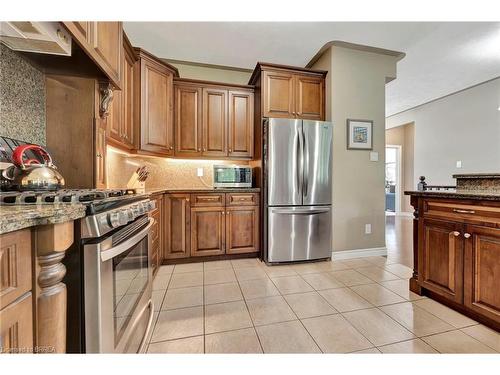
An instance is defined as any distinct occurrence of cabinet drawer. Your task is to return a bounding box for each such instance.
[226,193,259,206]
[423,200,500,226]
[0,229,32,310]
[191,193,225,207]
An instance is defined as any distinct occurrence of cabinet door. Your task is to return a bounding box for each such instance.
[228,90,254,158]
[175,85,202,157]
[164,194,191,259]
[202,88,228,157]
[464,225,500,323]
[121,42,136,149]
[0,229,32,310]
[71,21,92,43]
[262,70,295,118]
[295,74,324,120]
[420,218,464,303]
[106,83,122,144]
[0,293,33,353]
[226,206,259,254]
[92,22,122,85]
[191,207,225,257]
[141,59,174,155]
[94,120,106,188]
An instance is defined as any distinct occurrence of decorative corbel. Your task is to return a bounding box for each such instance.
[99,82,114,119]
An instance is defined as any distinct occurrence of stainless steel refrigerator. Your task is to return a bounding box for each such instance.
[263,118,333,263]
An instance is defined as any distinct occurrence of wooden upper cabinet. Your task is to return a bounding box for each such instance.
[249,63,326,121]
[105,33,135,151]
[63,22,123,89]
[420,218,464,304]
[94,121,107,188]
[228,90,254,158]
[295,74,324,120]
[464,225,500,323]
[121,36,136,149]
[262,70,295,118]
[174,79,255,160]
[175,85,202,157]
[137,50,176,156]
[202,88,228,157]
[92,22,122,87]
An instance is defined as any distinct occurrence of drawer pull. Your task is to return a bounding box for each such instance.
[452,231,460,237]
[464,233,471,239]
[201,197,219,201]
[453,209,475,214]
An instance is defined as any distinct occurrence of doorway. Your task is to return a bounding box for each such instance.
[385,145,401,213]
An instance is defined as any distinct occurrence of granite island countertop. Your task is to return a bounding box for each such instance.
[404,190,500,201]
[0,203,86,235]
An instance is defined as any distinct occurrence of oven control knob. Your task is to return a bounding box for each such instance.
[132,205,141,217]
[118,210,129,226]
[126,209,135,221]
[146,201,155,211]
[108,211,121,228]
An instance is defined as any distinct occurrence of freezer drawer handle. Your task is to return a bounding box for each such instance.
[271,208,330,215]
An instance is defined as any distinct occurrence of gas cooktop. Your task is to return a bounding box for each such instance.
[0,189,146,215]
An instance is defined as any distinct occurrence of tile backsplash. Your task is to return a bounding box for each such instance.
[106,146,248,190]
[0,44,46,145]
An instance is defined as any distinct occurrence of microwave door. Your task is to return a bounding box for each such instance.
[267,118,303,206]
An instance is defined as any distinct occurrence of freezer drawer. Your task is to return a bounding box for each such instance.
[267,206,332,263]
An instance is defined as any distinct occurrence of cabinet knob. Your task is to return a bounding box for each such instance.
[169,146,173,150]
[198,148,201,152]
[452,231,460,237]
[229,149,232,152]
[464,233,471,239]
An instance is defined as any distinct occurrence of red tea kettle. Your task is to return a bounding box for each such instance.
[2,144,65,191]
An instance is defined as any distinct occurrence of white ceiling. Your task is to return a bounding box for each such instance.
[124,22,500,116]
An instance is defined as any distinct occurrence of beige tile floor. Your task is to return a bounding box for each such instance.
[146,255,499,354]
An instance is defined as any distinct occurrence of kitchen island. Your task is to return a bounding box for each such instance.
[405,173,500,331]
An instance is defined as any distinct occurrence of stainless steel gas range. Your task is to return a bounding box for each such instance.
[1,189,156,353]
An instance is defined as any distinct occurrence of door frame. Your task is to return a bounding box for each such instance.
[386,144,402,213]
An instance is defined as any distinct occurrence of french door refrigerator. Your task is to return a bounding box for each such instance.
[263,118,333,263]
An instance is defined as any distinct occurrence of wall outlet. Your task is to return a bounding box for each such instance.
[365,224,372,234]
[456,160,462,168]
[197,167,204,177]
[369,151,379,162]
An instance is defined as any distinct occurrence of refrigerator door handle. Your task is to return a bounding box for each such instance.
[302,126,309,198]
[271,207,330,215]
[295,128,302,197]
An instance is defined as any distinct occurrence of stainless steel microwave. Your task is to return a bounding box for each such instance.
[213,165,252,188]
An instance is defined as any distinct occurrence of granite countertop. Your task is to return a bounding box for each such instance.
[0,203,86,235]
[404,190,500,201]
[147,187,261,195]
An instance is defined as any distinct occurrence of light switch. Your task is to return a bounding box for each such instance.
[370,152,379,162]
[197,167,204,177]
[456,160,462,168]
[365,224,372,234]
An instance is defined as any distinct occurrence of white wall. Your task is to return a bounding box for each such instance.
[387,78,500,186]
[313,45,399,253]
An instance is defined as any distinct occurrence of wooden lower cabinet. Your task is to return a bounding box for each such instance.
[0,293,33,354]
[464,225,500,323]
[226,206,259,254]
[164,194,191,259]
[190,207,226,257]
[162,192,259,261]
[409,196,500,331]
[420,218,464,304]
[150,194,163,275]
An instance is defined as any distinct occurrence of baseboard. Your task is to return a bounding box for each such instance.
[331,247,387,260]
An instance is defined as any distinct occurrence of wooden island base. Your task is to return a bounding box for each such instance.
[407,192,500,332]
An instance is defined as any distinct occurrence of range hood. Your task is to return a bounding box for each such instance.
[0,22,71,56]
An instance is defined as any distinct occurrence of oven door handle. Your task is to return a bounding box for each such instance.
[100,218,154,262]
[138,299,155,353]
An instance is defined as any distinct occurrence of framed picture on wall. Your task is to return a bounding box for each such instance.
[346,119,373,150]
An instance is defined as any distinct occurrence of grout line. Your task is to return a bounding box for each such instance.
[232,260,265,354]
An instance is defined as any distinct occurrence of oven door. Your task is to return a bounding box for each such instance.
[83,217,155,353]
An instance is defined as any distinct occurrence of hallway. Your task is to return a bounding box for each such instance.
[385,214,414,268]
